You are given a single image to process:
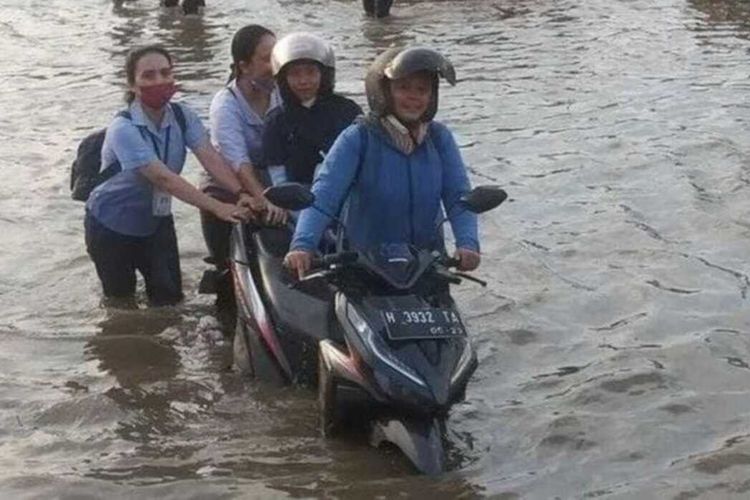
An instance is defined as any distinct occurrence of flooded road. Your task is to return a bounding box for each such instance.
[1,0,749,497]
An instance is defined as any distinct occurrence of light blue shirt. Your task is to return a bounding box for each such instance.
[86,100,208,236]
[206,80,281,189]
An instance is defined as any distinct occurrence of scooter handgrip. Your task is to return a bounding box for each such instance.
[444,256,461,268]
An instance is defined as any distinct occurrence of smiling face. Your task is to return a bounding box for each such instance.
[238,33,276,81]
[388,71,433,124]
[284,61,322,103]
[129,51,174,98]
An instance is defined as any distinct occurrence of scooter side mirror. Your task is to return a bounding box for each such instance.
[459,185,508,214]
[263,183,315,211]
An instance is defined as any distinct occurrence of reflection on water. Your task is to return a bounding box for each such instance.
[154,11,221,85]
[2,0,750,497]
[87,311,182,440]
[360,14,415,51]
[107,3,222,96]
[689,0,750,25]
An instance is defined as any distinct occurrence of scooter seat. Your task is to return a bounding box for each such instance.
[252,225,291,259]
[251,228,334,342]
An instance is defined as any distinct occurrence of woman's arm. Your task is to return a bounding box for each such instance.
[209,98,269,198]
[435,124,480,254]
[207,96,285,221]
[289,124,364,252]
[139,161,244,223]
[107,112,245,223]
[192,143,244,195]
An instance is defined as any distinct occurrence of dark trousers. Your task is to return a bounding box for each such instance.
[200,208,235,304]
[200,185,240,330]
[85,213,183,306]
[200,209,232,270]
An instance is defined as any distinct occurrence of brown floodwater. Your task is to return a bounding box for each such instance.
[1,0,750,498]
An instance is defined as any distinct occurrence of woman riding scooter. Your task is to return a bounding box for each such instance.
[261,32,362,188]
[234,48,505,474]
[284,46,480,278]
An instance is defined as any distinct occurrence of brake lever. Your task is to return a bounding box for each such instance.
[453,272,487,287]
[288,270,330,289]
[435,267,462,285]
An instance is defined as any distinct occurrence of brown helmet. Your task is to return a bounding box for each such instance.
[365,46,456,122]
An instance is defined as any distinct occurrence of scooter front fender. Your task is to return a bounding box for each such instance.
[370,416,446,475]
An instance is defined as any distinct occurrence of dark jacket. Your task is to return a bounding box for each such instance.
[261,94,362,184]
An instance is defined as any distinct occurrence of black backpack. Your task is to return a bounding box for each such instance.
[70,103,187,202]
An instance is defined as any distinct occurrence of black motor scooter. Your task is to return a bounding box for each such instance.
[229,183,506,474]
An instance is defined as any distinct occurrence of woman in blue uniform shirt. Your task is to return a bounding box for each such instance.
[85,45,251,306]
[284,47,480,278]
[202,25,287,315]
[205,25,287,236]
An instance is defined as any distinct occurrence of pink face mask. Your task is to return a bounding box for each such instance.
[139,82,177,109]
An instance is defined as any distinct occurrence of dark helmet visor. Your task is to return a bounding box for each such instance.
[382,47,456,85]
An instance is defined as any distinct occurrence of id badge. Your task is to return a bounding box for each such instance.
[153,189,172,216]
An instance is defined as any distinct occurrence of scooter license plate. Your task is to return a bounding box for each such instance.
[381,308,466,340]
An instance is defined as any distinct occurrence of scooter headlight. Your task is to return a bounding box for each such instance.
[345,303,427,388]
[346,301,371,336]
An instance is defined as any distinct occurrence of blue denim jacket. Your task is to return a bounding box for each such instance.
[290,120,479,254]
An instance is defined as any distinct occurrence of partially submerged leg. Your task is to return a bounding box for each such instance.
[363,0,393,17]
[85,212,139,302]
[181,0,205,15]
[139,216,184,307]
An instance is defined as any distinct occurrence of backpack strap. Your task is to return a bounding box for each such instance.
[100,105,185,178]
[334,122,369,251]
[170,102,187,137]
[117,104,185,136]
[339,122,368,207]
[95,109,134,182]
[355,122,368,183]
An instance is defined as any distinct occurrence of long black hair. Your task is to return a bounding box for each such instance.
[124,45,173,104]
[228,24,275,82]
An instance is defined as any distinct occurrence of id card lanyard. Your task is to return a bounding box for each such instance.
[145,125,172,217]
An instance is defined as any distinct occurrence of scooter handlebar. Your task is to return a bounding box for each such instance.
[311,251,360,270]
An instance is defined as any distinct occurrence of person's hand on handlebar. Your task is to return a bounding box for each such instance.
[236,192,262,221]
[284,249,313,280]
[263,199,288,226]
[454,248,481,272]
[211,200,250,224]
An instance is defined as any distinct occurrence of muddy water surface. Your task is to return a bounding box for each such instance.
[1,0,750,498]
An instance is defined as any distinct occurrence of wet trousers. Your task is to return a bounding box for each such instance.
[85,212,183,306]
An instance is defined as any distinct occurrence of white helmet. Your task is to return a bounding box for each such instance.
[271,32,335,76]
